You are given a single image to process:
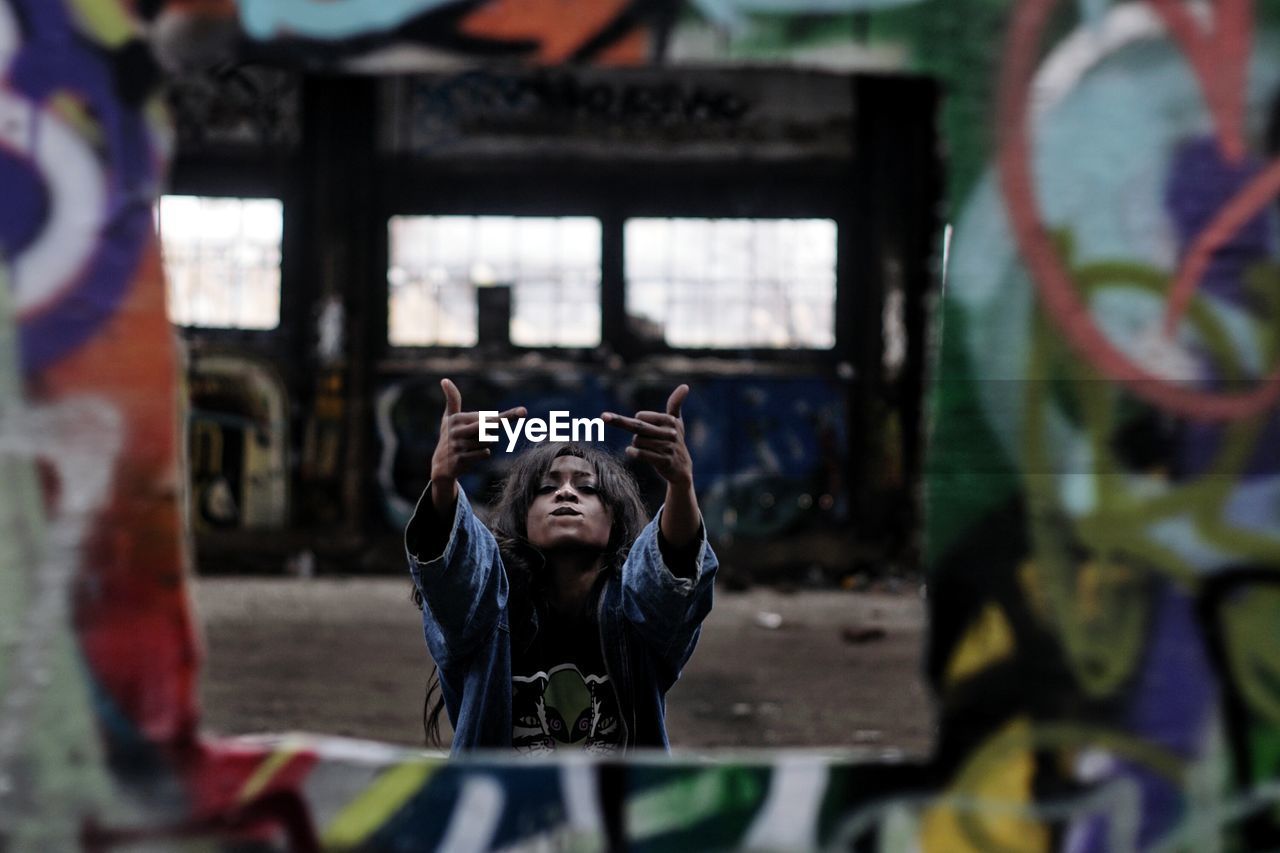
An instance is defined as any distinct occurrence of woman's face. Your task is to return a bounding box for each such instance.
[526,455,613,553]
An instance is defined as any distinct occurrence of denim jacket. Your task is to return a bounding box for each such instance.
[405,486,717,753]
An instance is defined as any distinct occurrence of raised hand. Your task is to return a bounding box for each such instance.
[602,385,693,489]
[603,385,701,551]
[430,378,525,516]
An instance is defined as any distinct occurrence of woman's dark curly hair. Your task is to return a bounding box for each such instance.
[412,442,648,746]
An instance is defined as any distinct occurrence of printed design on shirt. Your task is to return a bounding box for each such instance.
[512,664,621,754]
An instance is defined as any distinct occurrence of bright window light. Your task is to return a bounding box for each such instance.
[625,218,837,349]
[158,195,283,329]
[388,215,602,348]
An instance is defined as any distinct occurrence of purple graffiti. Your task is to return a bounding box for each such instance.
[3,0,161,374]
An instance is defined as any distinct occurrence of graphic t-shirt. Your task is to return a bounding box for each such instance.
[511,599,625,755]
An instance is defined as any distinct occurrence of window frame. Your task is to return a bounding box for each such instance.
[162,158,299,351]
[158,193,287,333]
[385,213,608,351]
[621,215,840,353]
[377,158,854,368]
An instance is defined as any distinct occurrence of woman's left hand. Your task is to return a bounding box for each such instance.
[603,385,693,489]
[605,384,702,561]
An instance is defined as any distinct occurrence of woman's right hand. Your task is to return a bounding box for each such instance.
[430,378,526,516]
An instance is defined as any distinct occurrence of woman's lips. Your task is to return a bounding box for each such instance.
[550,507,582,517]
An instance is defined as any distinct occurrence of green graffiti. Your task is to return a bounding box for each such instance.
[628,767,768,842]
[1221,587,1280,727]
[924,298,1020,569]
[1021,239,1280,697]
[1249,726,1280,791]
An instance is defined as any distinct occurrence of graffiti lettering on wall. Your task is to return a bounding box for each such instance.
[383,65,868,159]
[375,372,847,540]
[402,69,752,139]
[187,355,289,531]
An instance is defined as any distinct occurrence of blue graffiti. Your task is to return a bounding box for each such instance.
[4,0,158,374]
[689,0,923,33]
[375,374,847,538]
[238,0,457,41]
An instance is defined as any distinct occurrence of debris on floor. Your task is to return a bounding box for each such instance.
[840,625,887,644]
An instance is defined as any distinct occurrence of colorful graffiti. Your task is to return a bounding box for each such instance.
[925,0,1280,849]
[154,0,674,71]
[673,0,926,69]
[1,0,191,843]
[188,354,289,531]
[6,0,1280,849]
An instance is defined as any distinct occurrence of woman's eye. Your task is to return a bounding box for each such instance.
[578,484,597,494]
[536,485,555,495]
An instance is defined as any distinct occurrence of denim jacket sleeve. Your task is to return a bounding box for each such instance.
[620,507,717,674]
[404,485,508,670]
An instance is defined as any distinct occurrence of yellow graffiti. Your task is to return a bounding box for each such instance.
[922,719,1185,853]
[921,718,1047,853]
[946,603,1015,685]
[238,741,302,803]
[322,760,443,848]
[68,0,138,48]
[47,91,105,148]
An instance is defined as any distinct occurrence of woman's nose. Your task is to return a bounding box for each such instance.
[554,485,578,501]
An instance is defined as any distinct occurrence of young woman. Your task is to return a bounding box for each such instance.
[406,378,717,754]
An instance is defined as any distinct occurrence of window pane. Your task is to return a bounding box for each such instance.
[388,215,601,348]
[625,218,837,349]
[158,195,283,330]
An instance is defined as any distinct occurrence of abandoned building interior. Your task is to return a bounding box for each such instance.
[168,68,938,582]
[9,1,1280,848]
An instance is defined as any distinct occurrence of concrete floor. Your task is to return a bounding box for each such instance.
[193,578,935,756]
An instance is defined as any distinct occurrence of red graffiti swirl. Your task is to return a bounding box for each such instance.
[996,0,1280,422]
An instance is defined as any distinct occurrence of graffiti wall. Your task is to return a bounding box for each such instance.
[153,0,675,72]
[0,0,189,845]
[5,0,1280,850]
[188,354,289,531]
[922,0,1280,849]
[375,372,848,542]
